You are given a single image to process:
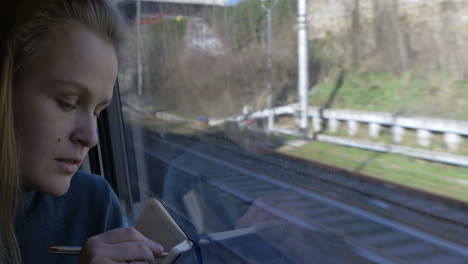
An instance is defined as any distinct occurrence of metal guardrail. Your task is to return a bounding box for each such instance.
[211,104,468,166]
[219,104,468,150]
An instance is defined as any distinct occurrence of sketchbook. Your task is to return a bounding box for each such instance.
[133,197,192,264]
[133,196,258,264]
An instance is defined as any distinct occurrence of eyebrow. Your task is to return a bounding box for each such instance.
[49,79,112,106]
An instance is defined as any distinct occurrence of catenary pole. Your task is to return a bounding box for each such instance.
[260,0,278,131]
[136,0,143,95]
[266,8,273,131]
[298,0,309,136]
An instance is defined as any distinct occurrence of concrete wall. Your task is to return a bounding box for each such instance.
[308,0,468,39]
[307,0,468,75]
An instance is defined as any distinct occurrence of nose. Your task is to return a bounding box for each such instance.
[70,112,99,148]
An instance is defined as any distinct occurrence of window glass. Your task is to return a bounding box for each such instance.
[117,0,468,263]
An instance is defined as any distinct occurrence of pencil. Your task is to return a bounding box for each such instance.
[48,246,169,257]
[48,246,81,255]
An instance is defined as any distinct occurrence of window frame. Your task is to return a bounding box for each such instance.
[88,80,136,225]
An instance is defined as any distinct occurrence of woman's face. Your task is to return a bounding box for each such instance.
[13,24,118,196]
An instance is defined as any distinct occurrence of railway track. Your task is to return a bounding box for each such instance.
[194,133,468,236]
[168,130,468,229]
[128,127,468,263]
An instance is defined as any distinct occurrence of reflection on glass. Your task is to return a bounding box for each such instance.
[117,1,468,263]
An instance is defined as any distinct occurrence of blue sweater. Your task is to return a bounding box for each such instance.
[14,170,125,264]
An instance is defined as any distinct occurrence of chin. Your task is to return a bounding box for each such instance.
[49,182,72,196]
[46,187,70,197]
[23,170,74,196]
[37,177,72,197]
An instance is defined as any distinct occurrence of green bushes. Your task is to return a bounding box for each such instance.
[205,0,296,51]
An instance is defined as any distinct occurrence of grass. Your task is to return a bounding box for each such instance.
[280,141,468,202]
[310,70,422,112]
[322,125,468,155]
[310,70,468,120]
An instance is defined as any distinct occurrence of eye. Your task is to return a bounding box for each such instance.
[56,99,78,111]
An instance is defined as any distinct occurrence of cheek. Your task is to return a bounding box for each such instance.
[18,113,71,190]
[17,110,59,146]
[18,121,60,166]
[15,97,70,158]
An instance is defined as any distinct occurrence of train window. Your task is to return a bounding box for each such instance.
[113,0,468,263]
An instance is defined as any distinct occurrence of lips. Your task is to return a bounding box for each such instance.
[55,158,82,174]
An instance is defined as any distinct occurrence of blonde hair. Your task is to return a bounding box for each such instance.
[0,0,125,262]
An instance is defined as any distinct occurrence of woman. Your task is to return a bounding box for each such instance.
[0,0,164,263]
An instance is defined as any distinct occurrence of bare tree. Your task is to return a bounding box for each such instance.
[350,0,361,67]
[372,0,408,73]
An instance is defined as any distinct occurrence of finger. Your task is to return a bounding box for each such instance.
[113,261,150,264]
[79,255,124,264]
[104,241,157,264]
[87,227,164,256]
[90,227,145,244]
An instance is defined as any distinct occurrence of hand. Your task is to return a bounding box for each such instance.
[78,227,165,264]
